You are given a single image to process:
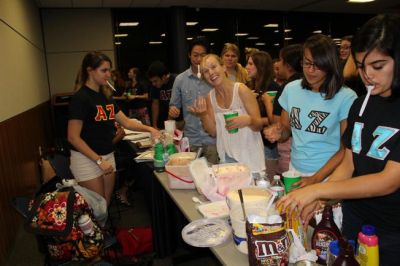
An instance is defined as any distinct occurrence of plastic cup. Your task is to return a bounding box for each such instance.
[223,111,239,134]
[282,170,301,193]
[230,206,268,254]
[266,90,277,97]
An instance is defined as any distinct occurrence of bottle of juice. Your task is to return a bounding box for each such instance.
[356,225,379,266]
[311,205,342,265]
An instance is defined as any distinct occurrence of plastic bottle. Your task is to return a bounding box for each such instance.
[327,240,340,266]
[311,205,342,265]
[255,172,270,189]
[153,142,165,172]
[78,214,94,235]
[270,175,285,200]
[356,225,379,266]
[333,239,360,266]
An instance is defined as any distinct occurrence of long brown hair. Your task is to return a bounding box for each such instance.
[248,51,273,93]
[80,51,112,97]
[301,34,343,99]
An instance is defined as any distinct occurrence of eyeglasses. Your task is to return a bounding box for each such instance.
[301,60,320,70]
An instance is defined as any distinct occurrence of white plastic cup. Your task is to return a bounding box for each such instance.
[164,120,176,135]
[230,206,268,254]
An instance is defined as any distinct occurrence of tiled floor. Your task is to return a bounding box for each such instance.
[7,189,221,266]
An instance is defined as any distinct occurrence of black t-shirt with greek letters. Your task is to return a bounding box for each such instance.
[343,95,400,231]
[69,86,120,155]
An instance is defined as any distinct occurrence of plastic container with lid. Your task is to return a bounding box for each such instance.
[270,175,285,200]
[357,225,379,266]
[327,240,340,266]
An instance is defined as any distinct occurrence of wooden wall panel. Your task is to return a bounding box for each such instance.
[0,102,52,264]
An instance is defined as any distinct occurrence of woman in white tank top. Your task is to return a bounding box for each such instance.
[188,54,265,173]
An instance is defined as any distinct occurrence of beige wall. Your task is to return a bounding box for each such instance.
[0,0,49,122]
[41,9,115,95]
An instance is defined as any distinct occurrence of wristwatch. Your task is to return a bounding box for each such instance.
[96,157,103,165]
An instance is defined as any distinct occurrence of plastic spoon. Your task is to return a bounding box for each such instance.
[192,196,204,204]
[197,64,201,79]
[238,189,247,221]
[106,80,117,92]
[359,84,374,117]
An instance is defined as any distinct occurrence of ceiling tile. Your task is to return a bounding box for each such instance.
[38,0,72,8]
[103,0,132,7]
[72,0,102,8]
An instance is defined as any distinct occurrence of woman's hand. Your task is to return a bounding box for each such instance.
[127,95,136,101]
[169,106,181,118]
[277,184,321,218]
[188,97,207,116]
[251,90,259,98]
[225,115,251,130]
[99,159,114,175]
[263,123,282,142]
[149,127,161,140]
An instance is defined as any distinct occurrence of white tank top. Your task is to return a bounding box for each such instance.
[210,82,265,173]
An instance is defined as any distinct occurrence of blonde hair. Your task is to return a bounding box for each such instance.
[221,43,240,58]
[220,43,249,83]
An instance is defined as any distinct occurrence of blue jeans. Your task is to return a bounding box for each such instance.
[264,145,278,160]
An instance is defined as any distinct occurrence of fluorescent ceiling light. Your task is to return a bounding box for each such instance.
[202,28,219,32]
[332,38,341,41]
[235,33,249,37]
[285,37,293,40]
[274,43,280,46]
[161,33,166,37]
[186,37,193,40]
[247,37,259,40]
[347,0,375,3]
[284,29,292,33]
[119,22,139,26]
[313,30,322,34]
[186,22,198,26]
[255,42,266,46]
[149,41,162,44]
[274,30,279,33]
[114,33,128,37]
[115,42,121,45]
[264,23,279,28]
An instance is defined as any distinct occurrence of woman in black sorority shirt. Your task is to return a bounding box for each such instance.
[68,52,160,206]
[278,15,400,265]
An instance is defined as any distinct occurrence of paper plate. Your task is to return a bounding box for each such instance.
[181,218,231,247]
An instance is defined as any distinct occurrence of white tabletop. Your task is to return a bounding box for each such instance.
[154,171,249,266]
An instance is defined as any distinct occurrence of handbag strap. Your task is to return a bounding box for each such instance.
[164,170,194,184]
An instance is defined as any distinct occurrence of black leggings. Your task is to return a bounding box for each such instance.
[342,204,400,266]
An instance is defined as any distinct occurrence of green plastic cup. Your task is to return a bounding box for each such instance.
[266,90,277,97]
[223,111,239,134]
[282,170,301,193]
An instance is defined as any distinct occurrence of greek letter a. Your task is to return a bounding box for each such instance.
[95,104,115,121]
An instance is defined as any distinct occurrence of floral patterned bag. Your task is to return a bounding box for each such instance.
[25,187,104,262]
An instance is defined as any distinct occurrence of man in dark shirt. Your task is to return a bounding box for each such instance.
[147,61,176,129]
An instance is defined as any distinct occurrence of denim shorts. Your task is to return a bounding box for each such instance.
[264,145,278,160]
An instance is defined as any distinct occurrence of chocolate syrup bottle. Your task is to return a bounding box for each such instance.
[333,239,360,266]
[311,205,342,265]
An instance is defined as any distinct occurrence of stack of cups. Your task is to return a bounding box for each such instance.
[164,120,176,135]
[154,143,165,172]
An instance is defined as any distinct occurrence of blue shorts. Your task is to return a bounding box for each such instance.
[264,145,278,160]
